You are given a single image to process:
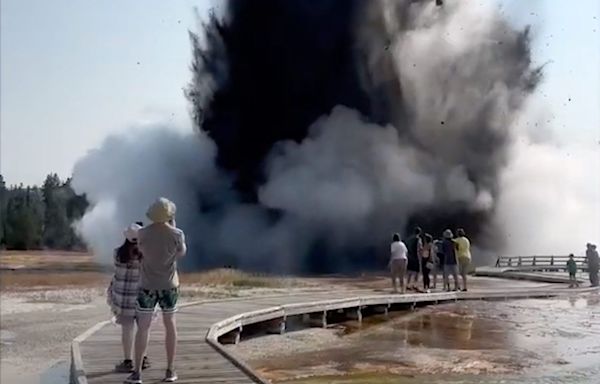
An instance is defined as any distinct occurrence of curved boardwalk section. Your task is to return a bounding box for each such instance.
[72,281,597,384]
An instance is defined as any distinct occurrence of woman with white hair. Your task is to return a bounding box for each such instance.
[126,197,187,384]
[389,233,408,293]
[107,223,150,373]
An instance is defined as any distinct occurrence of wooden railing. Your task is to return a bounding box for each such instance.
[495,255,588,272]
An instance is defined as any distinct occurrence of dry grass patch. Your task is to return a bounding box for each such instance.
[0,251,308,295]
[0,271,110,291]
[1,268,302,293]
[180,268,302,289]
[0,250,102,272]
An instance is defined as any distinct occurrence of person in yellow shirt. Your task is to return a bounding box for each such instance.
[454,228,471,291]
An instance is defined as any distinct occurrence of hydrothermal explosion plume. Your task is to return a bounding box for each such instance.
[72,0,598,271]
[187,0,540,258]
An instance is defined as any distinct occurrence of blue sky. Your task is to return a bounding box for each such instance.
[1,0,598,185]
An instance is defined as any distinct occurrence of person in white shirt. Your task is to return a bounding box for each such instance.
[389,233,408,293]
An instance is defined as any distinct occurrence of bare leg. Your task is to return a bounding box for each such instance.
[121,316,135,360]
[163,312,177,371]
[391,273,398,292]
[390,261,398,293]
[399,259,407,293]
[461,265,468,291]
[443,266,449,290]
[453,267,460,291]
[134,313,153,373]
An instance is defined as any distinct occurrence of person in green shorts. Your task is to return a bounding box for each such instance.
[566,253,579,288]
[125,197,187,384]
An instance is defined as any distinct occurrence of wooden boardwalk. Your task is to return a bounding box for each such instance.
[72,280,597,384]
[74,289,378,384]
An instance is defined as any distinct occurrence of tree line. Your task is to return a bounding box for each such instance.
[0,173,89,250]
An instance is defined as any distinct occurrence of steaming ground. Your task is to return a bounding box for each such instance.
[72,0,599,268]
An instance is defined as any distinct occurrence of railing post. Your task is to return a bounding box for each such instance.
[518,256,522,267]
[550,256,554,266]
[532,256,536,266]
[508,258,512,267]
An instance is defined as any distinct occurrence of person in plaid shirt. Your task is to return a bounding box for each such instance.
[107,222,150,373]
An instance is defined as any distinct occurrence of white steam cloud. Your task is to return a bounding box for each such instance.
[495,138,600,256]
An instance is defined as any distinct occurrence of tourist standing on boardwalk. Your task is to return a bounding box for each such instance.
[441,229,460,291]
[406,227,423,291]
[454,228,471,291]
[125,198,187,384]
[566,254,580,288]
[389,233,408,293]
[421,234,434,292]
[432,239,443,289]
[107,223,151,373]
[586,243,599,287]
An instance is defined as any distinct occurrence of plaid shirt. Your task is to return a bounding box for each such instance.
[107,249,141,318]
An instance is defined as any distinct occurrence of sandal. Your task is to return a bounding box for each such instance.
[115,359,134,373]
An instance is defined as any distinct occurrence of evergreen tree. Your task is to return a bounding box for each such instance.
[1,174,88,250]
[42,173,71,249]
[0,175,7,247]
[4,186,44,249]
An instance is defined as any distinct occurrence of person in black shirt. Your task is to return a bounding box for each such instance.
[441,229,460,291]
[433,239,444,289]
[406,227,423,291]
